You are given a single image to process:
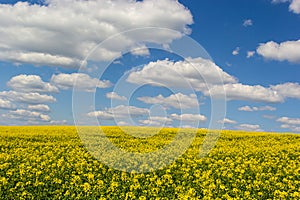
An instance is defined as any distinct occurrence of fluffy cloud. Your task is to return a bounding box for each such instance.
[206,83,284,103]
[87,105,149,120]
[137,93,198,109]
[277,116,300,132]
[236,124,263,132]
[218,118,237,124]
[0,91,56,104]
[0,98,16,109]
[50,120,67,125]
[232,47,240,55]
[257,40,300,63]
[247,51,255,58]
[28,104,50,112]
[277,116,300,125]
[280,124,300,132]
[127,57,237,91]
[272,0,300,14]
[7,74,58,93]
[0,0,192,68]
[271,82,300,99]
[106,92,127,101]
[51,73,112,92]
[130,45,150,56]
[170,113,207,122]
[243,19,253,27]
[238,105,276,112]
[139,116,173,126]
[127,57,300,103]
[3,109,51,123]
[290,0,300,13]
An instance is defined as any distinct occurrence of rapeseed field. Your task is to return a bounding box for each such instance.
[0,126,299,199]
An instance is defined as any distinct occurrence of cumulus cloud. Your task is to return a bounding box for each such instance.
[170,113,207,122]
[218,118,237,124]
[139,116,173,127]
[257,40,300,63]
[0,0,193,68]
[277,116,300,125]
[127,57,300,103]
[0,90,56,104]
[236,124,263,132]
[271,82,300,99]
[28,104,50,112]
[280,124,300,132]
[51,73,112,92]
[272,0,300,14]
[238,105,276,112]
[290,0,300,13]
[232,47,240,55]
[137,93,198,109]
[7,74,58,93]
[50,120,67,125]
[277,116,300,132]
[247,51,255,58]
[0,98,16,109]
[243,19,253,27]
[127,57,237,91]
[87,105,149,120]
[3,109,51,123]
[130,45,150,56]
[206,83,284,103]
[106,92,127,101]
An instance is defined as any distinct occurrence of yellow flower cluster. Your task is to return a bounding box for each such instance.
[0,126,299,199]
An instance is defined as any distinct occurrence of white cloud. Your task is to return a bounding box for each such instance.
[232,47,240,55]
[0,0,192,68]
[127,57,237,91]
[243,19,253,27]
[247,51,255,58]
[50,120,67,125]
[271,82,300,99]
[277,116,300,125]
[218,118,237,124]
[126,57,300,103]
[3,109,51,123]
[139,116,173,127]
[106,92,127,101]
[0,98,16,109]
[236,124,263,131]
[272,0,300,14]
[0,51,84,68]
[51,73,112,92]
[280,124,300,132]
[238,105,276,112]
[170,113,207,122]
[7,74,58,93]
[0,91,56,104]
[137,93,198,109]
[277,116,300,132]
[87,105,149,120]
[206,83,284,103]
[290,0,300,13]
[257,40,300,63]
[238,105,253,112]
[130,45,150,56]
[28,104,50,112]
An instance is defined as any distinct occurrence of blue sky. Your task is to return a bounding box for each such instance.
[0,0,299,132]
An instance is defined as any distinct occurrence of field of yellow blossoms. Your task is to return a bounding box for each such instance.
[0,126,299,199]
